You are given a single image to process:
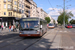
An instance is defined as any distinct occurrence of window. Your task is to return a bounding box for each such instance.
[19,9,21,12]
[22,10,24,13]
[0,12,1,16]
[19,4,21,7]
[20,0,22,1]
[14,1,17,5]
[11,12,12,16]
[8,12,10,16]
[8,0,11,2]
[4,12,6,15]
[22,5,24,8]
[9,12,12,16]
[4,4,6,9]
[4,0,6,2]
[14,7,17,10]
[0,4,1,9]
[8,4,11,9]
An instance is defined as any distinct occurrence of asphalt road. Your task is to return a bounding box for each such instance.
[0,27,75,50]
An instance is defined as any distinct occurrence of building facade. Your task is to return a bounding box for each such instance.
[37,7,49,20]
[30,0,37,17]
[24,0,31,17]
[18,0,25,18]
[0,0,52,28]
[0,0,22,28]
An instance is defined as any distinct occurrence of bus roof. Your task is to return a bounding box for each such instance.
[20,17,40,19]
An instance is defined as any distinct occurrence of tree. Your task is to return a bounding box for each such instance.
[45,17,51,23]
[70,19,75,24]
[53,20,55,24]
[57,11,73,25]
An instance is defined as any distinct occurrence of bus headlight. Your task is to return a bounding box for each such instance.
[37,30,40,34]
[19,32,23,34]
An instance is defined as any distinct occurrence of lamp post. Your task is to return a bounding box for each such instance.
[63,0,65,28]
[57,0,71,28]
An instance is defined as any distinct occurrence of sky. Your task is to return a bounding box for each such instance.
[33,0,75,21]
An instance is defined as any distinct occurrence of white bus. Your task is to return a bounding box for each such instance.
[19,17,47,37]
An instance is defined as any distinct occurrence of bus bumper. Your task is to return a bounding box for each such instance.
[19,34,40,37]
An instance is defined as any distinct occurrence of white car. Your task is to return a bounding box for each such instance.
[47,23,55,28]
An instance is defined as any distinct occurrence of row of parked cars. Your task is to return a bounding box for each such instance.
[65,24,75,28]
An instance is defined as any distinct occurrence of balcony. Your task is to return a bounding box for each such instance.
[3,1,6,3]
[17,11,21,14]
[26,5,30,9]
[13,10,17,12]
[26,10,30,14]
[8,1,12,3]
[7,8,13,11]
[26,0,31,4]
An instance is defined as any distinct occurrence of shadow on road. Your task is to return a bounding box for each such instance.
[0,33,19,40]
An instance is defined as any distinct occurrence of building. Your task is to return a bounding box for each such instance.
[24,0,31,17]
[18,0,25,18]
[0,0,51,28]
[48,14,54,24]
[30,0,37,17]
[37,7,49,20]
[0,0,22,28]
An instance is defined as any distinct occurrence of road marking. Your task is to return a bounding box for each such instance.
[56,31,68,33]
[60,31,62,32]
[64,31,67,32]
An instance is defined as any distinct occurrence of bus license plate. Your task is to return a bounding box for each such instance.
[27,34,31,36]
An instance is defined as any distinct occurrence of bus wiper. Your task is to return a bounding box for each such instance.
[21,28,34,31]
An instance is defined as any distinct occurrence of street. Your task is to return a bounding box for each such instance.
[0,27,75,50]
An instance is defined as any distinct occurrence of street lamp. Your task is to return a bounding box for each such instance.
[57,0,71,28]
[63,0,65,28]
[57,0,65,28]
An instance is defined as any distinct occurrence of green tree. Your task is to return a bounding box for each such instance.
[70,19,75,24]
[53,20,55,24]
[45,17,51,23]
[57,11,73,25]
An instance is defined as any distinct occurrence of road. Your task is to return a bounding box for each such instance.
[0,27,75,50]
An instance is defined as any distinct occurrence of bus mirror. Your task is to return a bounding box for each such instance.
[38,23,39,24]
[40,25,42,29]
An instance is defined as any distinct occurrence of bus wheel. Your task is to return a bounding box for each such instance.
[42,30,44,35]
[40,31,42,37]
[46,28,47,33]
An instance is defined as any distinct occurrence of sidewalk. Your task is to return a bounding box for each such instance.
[26,28,59,50]
[1,28,19,33]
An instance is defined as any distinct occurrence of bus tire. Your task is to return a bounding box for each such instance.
[46,28,47,33]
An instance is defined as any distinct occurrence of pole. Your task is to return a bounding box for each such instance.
[63,0,65,28]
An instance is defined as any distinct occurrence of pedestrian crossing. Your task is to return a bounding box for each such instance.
[56,31,70,33]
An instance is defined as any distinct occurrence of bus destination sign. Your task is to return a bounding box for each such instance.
[22,19,38,21]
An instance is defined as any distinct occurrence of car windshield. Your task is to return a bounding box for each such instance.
[20,21,39,29]
[72,24,75,26]
[49,24,54,26]
[68,24,71,26]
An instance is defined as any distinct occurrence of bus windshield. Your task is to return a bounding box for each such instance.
[20,21,39,29]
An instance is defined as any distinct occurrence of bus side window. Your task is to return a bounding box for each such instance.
[40,21,42,25]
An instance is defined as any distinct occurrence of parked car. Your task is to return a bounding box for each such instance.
[72,24,75,28]
[66,24,72,28]
[47,23,55,28]
[65,24,68,28]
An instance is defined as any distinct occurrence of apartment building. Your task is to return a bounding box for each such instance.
[0,0,22,28]
[24,0,31,17]
[30,0,37,17]
[37,7,49,20]
[18,0,25,18]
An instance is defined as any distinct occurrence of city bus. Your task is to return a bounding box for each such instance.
[19,17,47,37]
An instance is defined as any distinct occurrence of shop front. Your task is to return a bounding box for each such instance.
[0,17,20,28]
